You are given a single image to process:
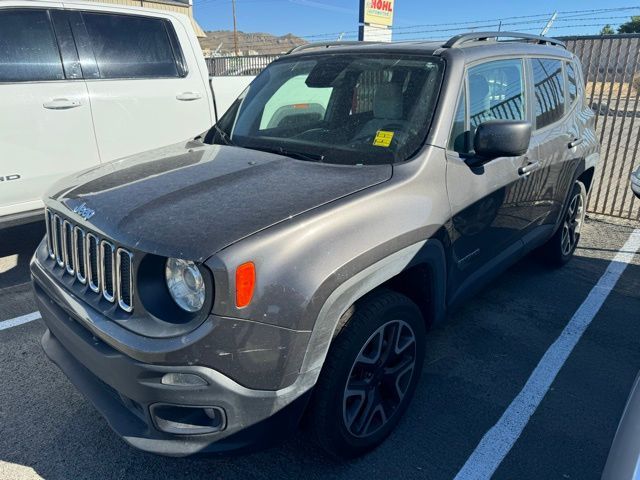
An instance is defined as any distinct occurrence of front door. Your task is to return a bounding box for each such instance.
[446,58,535,297]
[69,8,213,162]
[0,5,100,218]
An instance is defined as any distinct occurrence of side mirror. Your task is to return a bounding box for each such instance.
[473,120,532,160]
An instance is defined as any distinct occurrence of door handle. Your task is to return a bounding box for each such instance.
[569,138,583,148]
[176,92,202,101]
[518,161,540,177]
[43,98,81,110]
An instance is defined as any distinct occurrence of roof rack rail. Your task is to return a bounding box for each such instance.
[288,41,379,54]
[444,31,566,49]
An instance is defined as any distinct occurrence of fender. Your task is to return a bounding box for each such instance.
[584,151,599,173]
[551,153,598,235]
[298,239,447,380]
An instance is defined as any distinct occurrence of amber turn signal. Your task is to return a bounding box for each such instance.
[236,262,256,308]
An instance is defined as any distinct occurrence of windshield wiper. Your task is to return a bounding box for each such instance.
[212,124,234,146]
[246,145,325,163]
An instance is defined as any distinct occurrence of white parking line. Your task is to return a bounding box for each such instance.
[455,228,640,480]
[0,311,41,331]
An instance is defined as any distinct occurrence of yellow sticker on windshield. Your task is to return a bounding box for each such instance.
[373,130,394,147]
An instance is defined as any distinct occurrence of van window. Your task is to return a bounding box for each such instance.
[82,13,182,79]
[0,9,64,82]
[532,59,565,128]
[566,61,578,105]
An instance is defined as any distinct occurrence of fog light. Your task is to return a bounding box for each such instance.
[151,404,226,435]
[161,372,208,387]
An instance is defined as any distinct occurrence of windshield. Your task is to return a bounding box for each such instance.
[206,53,444,165]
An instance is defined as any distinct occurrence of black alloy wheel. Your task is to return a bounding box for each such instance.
[306,290,426,459]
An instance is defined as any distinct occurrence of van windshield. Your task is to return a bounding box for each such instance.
[207,53,444,165]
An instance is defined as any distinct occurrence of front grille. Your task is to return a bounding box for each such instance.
[44,209,134,313]
[53,215,64,267]
[101,241,115,303]
[87,233,100,293]
[63,221,75,275]
[45,210,55,259]
[116,249,133,313]
[74,227,86,284]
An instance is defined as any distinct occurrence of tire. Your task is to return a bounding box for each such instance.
[306,289,426,459]
[539,180,587,266]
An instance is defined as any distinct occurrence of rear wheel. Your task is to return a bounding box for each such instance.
[307,290,426,459]
[540,181,586,266]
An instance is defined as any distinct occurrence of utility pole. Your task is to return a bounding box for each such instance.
[232,0,239,56]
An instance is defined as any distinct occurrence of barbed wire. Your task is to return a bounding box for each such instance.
[196,4,640,52]
[202,19,632,51]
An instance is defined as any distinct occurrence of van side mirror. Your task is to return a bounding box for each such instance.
[473,120,532,159]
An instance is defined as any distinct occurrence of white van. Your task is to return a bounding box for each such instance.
[1,0,219,227]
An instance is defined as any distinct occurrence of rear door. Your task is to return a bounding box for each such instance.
[524,57,576,239]
[446,58,534,294]
[70,9,213,161]
[0,5,100,218]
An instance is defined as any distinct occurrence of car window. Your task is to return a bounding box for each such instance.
[221,54,444,165]
[532,58,565,129]
[449,87,467,153]
[453,58,525,153]
[468,59,525,128]
[81,12,181,79]
[260,75,333,130]
[0,9,65,82]
[566,61,578,105]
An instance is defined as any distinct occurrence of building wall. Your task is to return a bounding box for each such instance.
[84,0,206,36]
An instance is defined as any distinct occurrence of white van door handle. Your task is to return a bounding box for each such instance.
[43,98,82,110]
[176,92,202,101]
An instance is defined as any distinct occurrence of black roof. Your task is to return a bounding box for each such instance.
[287,32,574,62]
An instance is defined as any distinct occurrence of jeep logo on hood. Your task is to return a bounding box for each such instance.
[72,202,96,221]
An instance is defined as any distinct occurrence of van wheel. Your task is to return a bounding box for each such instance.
[540,181,587,266]
[307,290,426,459]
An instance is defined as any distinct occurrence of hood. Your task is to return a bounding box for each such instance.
[47,142,392,261]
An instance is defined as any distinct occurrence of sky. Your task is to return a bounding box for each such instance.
[192,0,640,42]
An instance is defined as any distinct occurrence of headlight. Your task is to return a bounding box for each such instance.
[165,258,206,312]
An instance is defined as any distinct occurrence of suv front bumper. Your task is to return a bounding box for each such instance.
[31,261,315,457]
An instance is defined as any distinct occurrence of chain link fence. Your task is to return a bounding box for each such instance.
[564,34,640,221]
[206,55,279,77]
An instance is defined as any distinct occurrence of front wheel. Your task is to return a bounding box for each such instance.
[539,180,587,266]
[306,290,426,459]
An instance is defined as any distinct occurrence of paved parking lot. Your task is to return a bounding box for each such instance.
[1,218,639,480]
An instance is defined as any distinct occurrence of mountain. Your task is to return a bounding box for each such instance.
[199,30,308,56]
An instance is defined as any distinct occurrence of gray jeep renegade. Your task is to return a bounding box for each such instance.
[31,32,599,459]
